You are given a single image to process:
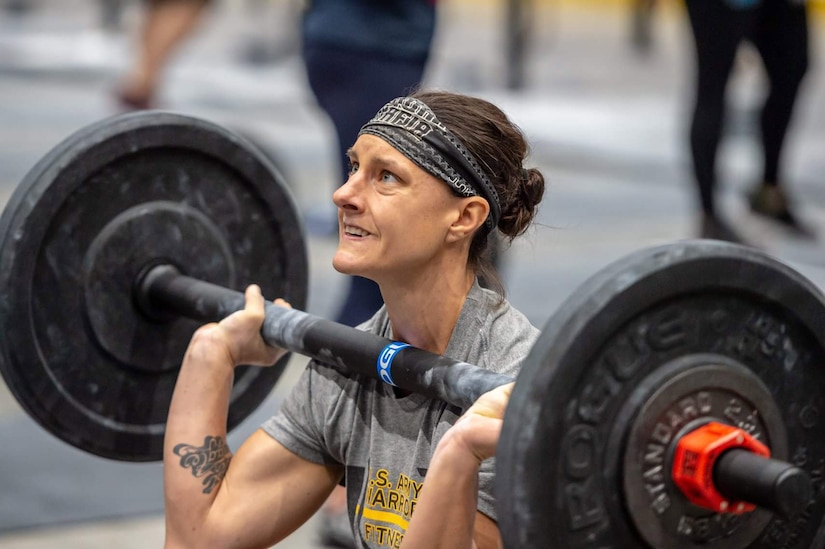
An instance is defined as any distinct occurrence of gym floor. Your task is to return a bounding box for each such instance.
[0,1,823,547]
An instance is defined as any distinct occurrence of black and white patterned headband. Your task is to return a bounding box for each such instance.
[358,96,501,231]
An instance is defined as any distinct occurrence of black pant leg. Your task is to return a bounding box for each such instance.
[749,0,809,185]
[684,0,751,215]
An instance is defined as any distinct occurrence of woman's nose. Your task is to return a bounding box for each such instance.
[333,174,363,211]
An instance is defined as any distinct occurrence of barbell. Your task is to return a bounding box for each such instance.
[0,111,823,548]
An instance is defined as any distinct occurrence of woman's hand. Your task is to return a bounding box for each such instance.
[450,382,514,463]
[192,284,290,368]
[400,383,514,549]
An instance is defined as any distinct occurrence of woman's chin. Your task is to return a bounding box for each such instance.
[332,255,359,276]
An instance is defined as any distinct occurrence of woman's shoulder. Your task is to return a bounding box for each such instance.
[445,283,538,376]
[469,283,539,338]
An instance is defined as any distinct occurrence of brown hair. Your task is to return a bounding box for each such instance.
[412,90,546,295]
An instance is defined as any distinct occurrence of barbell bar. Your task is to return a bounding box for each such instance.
[137,263,514,411]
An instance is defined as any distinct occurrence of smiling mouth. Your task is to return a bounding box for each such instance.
[344,225,369,237]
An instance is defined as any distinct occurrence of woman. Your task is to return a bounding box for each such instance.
[163,90,546,549]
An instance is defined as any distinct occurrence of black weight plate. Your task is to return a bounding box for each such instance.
[0,111,308,462]
[497,240,825,549]
[618,356,785,547]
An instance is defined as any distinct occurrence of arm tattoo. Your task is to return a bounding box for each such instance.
[173,435,232,494]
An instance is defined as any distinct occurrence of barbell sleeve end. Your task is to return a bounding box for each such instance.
[714,449,814,518]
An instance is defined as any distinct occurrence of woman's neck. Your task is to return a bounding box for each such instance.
[381,268,475,356]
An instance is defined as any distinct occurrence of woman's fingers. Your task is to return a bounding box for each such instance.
[215,285,288,367]
[273,297,292,309]
[245,284,266,316]
[450,382,515,462]
[465,382,514,420]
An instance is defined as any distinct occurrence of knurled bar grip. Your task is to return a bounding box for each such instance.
[139,265,514,410]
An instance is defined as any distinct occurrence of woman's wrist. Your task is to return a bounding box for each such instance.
[434,427,486,471]
[187,325,237,370]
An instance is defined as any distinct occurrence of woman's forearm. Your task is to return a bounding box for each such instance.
[164,286,288,547]
[401,384,512,549]
[400,432,482,549]
[164,329,236,545]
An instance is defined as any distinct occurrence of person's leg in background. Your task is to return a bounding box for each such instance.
[747,0,813,236]
[117,0,212,110]
[630,0,656,55]
[684,0,753,242]
[303,44,429,327]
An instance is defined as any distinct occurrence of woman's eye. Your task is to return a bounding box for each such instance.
[380,171,399,183]
[347,160,359,175]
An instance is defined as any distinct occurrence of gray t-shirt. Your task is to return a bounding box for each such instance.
[262,281,538,548]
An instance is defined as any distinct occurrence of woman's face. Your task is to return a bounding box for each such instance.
[332,134,466,284]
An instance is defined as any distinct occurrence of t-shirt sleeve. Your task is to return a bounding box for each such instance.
[260,361,338,466]
[262,313,383,466]
[473,304,540,522]
[477,458,498,520]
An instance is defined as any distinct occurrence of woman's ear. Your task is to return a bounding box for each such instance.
[446,197,489,243]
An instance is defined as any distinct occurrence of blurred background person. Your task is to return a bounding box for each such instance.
[629,0,656,55]
[685,0,813,243]
[116,0,212,110]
